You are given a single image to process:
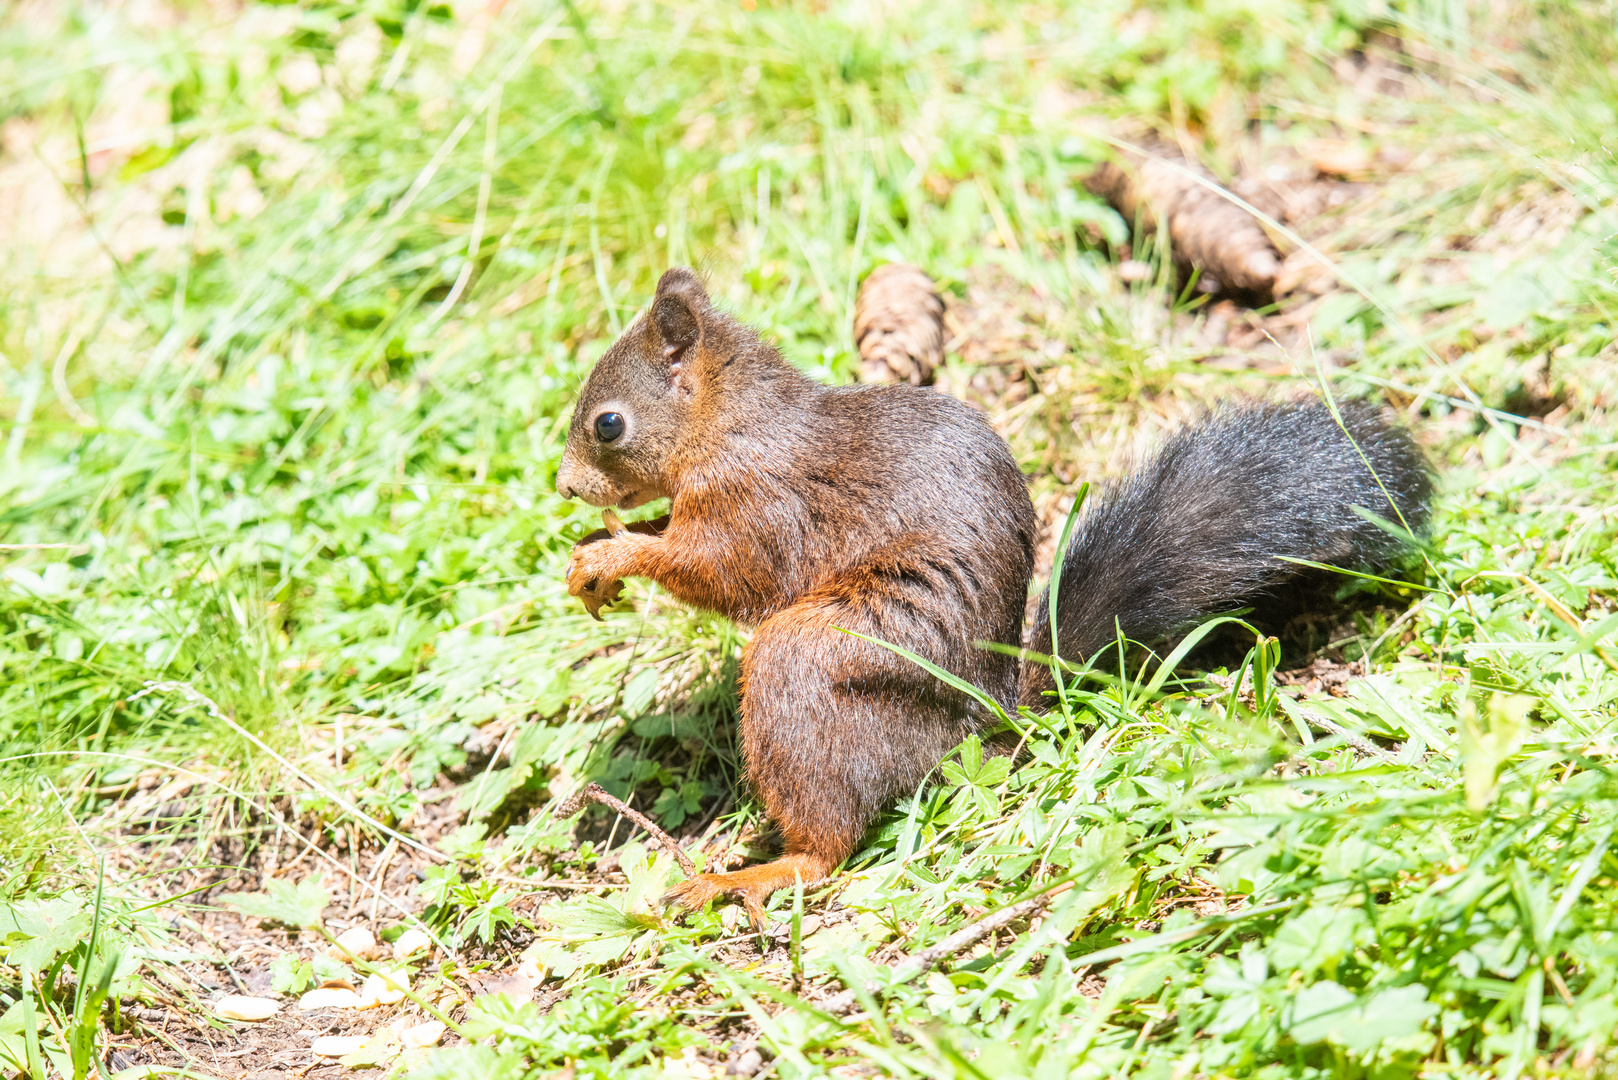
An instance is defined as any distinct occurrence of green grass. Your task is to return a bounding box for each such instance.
[2,0,1617,1076]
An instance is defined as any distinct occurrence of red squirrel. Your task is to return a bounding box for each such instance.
[555,268,1431,922]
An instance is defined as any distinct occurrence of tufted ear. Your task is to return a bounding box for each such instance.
[651,268,707,369]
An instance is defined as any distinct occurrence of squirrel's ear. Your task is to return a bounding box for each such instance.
[651,268,706,369]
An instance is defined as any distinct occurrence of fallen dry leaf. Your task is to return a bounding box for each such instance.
[214,995,281,1021]
[475,966,539,1003]
[516,942,548,986]
[665,1045,724,1078]
[1305,139,1376,180]
[333,1028,402,1068]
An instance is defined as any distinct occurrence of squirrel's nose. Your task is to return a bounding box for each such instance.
[555,457,578,501]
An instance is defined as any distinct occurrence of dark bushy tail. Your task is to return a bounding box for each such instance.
[1018,399,1432,706]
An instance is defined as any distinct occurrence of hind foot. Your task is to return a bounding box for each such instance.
[662,853,833,929]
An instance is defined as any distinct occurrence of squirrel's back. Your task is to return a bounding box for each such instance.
[772,381,1037,708]
[801,382,1033,560]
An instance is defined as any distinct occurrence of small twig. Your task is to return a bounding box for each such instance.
[1306,711,1398,762]
[905,889,1057,975]
[555,782,697,878]
[366,837,399,921]
[823,888,1062,1015]
[1361,602,1423,661]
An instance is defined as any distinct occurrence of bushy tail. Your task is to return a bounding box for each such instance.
[1019,399,1432,706]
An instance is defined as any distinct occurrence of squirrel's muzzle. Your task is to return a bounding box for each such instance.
[555,447,587,502]
[554,447,628,508]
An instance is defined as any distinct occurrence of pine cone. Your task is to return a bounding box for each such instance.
[853,263,946,385]
[1087,144,1282,297]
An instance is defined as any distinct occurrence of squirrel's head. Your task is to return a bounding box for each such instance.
[556,268,715,509]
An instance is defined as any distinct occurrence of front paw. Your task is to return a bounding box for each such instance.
[574,576,624,620]
[566,539,630,619]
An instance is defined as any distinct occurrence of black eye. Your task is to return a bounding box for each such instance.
[594,412,625,443]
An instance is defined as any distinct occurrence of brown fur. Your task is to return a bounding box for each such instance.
[558,268,1036,920]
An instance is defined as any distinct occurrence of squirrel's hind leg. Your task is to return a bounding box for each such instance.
[665,583,977,925]
[661,600,863,926]
[662,853,835,928]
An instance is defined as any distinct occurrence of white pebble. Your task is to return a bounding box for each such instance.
[310,1035,370,1057]
[392,927,433,960]
[298,987,364,1010]
[330,925,380,960]
[214,995,281,1021]
[399,1020,446,1048]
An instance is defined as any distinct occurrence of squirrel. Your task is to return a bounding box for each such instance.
[554,267,1432,923]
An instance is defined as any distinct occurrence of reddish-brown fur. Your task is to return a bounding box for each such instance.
[557,269,1035,922]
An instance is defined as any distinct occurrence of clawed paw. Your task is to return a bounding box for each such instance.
[565,541,626,619]
[662,873,726,912]
[572,574,624,620]
[663,873,767,928]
